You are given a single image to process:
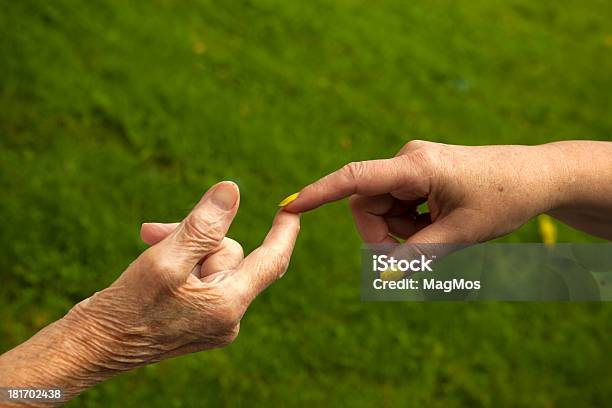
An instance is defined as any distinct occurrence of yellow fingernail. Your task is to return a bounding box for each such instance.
[278,192,299,207]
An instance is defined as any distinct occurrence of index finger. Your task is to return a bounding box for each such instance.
[283,156,417,213]
[231,211,300,302]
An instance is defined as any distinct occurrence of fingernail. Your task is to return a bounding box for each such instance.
[211,182,238,210]
[278,192,299,207]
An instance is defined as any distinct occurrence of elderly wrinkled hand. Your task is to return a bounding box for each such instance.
[84,181,300,358]
[0,181,300,404]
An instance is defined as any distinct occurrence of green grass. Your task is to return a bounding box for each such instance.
[1,0,611,406]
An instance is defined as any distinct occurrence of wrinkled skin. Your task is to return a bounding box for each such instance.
[82,181,300,361]
[0,182,300,405]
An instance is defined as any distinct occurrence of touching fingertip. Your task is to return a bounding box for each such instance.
[275,209,301,220]
[278,192,300,207]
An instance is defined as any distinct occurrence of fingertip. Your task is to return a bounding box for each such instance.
[261,210,300,249]
[281,203,300,213]
[280,193,304,213]
[273,208,301,226]
[278,192,300,207]
[282,190,311,213]
[219,180,240,194]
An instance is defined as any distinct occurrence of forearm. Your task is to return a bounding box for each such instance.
[0,300,136,406]
[544,140,612,239]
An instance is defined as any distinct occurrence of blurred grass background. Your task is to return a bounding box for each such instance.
[1,0,611,406]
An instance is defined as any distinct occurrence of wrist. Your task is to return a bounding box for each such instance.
[36,299,137,393]
[528,143,578,213]
[540,141,611,212]
[538,141,612,239]
[44,308,118,394]
[65,289,159,375]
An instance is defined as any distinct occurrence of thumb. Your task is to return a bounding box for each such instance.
[390,213,472,263]
[160,181,240,271]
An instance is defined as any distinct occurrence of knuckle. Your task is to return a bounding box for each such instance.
[408,144,438,170]
[217,323,240,348]
[267,250,291,280]
[251,248,290,283]
[341,161,365,182]
[404,139,428,150]
[215,298,244,328]
[224,237,244,258]
[132,250,182,290]
[398,140,427,155]
[143,247,180,277]
[154,259,178,279]
[182,214,224,250]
